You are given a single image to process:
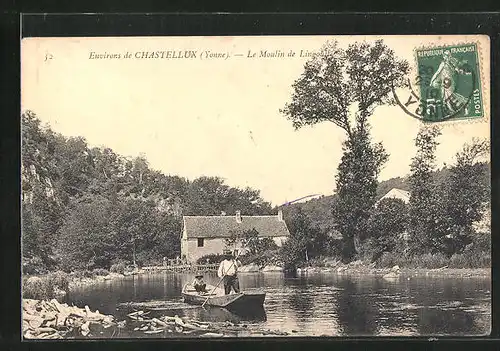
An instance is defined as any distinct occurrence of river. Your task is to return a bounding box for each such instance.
[67,271,491,337]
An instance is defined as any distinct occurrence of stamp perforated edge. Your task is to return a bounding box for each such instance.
[410,37,489,126]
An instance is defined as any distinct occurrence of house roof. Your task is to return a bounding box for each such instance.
[377,188,410,204]
[183,215,290,239]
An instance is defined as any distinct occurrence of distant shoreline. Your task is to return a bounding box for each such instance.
[294,266,491,278]
[64,266,491,292]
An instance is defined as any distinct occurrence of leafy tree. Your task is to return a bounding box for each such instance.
[366,198,409,262]
[332,127,389,262]
[240,228,260,254]
[407,126,446,255]
[86,147,128,198]
[279,207,327,269]
[441,139,490,253]
[223,230,240,250]
[223,228,277,256]
[55,195,117,271]
[185,176,272,216]
[241,228,278,255]
[281,40,408,262]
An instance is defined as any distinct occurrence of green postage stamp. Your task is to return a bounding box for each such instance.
[397,42,484,122]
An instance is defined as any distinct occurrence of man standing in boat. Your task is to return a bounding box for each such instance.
[218,250,241,295]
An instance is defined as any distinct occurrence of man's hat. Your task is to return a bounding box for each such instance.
[195,274,204,278]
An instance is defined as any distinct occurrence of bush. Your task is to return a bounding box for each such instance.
[377,252,398,268]
[110,262,126,274]
[71,270,85,279]
[23,276,54,300]
[84,270,95,278]
[196,254,225,264]
[240,249,281,267]
[47,270,70,293]
[92,268,109,276]
[409,253,449,269]
[308,257,326,267]
[71,270,95,279]
[449,250,490,268]
[22,256,48,275]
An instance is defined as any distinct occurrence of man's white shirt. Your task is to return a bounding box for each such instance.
[218,259,239,277]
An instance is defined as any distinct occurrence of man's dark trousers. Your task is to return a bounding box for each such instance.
[223,275,240,295]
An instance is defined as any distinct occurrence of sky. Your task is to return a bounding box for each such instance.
[21,35,490,206]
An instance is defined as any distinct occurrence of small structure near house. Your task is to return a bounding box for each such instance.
[180,210,290,263]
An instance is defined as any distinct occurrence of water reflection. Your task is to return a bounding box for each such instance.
[334,277,378,336]
[67,272,491,337]
[180,306,267,323]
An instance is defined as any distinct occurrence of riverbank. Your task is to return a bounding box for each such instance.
[22,268,148,301]
[238,258,490,277]
[68,269,146,290]
[295,266,490,278]
[23,262,490,302]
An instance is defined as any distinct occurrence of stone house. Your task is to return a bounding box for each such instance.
[180,210,290,263]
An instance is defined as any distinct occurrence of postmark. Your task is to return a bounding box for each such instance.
[393,42,484,123]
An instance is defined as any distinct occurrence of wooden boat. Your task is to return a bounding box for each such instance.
[182,283,265,311]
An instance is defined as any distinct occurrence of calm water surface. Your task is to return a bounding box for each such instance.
[68,272,490,337]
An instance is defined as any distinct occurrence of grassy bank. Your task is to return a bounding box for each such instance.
[294,254,490,277]
[296,265,490,278]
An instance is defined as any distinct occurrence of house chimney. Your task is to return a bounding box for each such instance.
[278,210,283,222]
[235,211,242,223]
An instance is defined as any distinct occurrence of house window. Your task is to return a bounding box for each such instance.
[197,238,204,247]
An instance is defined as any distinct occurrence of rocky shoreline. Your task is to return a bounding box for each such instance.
[22,298,117,339]
[23,299,289,339]
[239,261,490,278]
[68,270,146,290]
[295,266,490,278]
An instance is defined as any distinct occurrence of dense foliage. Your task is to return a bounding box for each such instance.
[21,111,272,272]
[279,133,490,269]
[280,39,490,269]
[407,126,446,255]
[281,39,408,262]
[364,198,409,262]
[279,207,340,270]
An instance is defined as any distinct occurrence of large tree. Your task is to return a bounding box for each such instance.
[279,207,330,269]
[441,139,490,253]
[407,126,446,255]
[281,40,408,261]
[366,197,409,262]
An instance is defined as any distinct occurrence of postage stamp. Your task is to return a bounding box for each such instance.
[394,42,484,123]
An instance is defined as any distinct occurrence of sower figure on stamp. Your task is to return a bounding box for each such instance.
[429,50,470,112]
[218,250,241,295]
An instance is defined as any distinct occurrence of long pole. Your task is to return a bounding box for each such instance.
[201,245,245,308]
